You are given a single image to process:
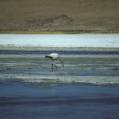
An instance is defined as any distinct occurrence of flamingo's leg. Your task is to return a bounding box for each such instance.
[51,63,54,72]
[51,63,58,72]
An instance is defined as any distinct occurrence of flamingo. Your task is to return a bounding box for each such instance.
[45,53,64,72]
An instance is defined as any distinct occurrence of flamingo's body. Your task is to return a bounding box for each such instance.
[45,53,59,60]
[45,53,64,72]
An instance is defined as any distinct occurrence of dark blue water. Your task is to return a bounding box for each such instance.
[0,80,119,119]
[0,50,119,55]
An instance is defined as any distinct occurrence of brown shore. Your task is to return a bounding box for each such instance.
[0,0,119,33]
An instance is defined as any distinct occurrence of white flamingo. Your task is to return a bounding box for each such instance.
[45,53,64,72]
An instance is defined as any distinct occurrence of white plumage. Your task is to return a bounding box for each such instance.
[46,53,59,60]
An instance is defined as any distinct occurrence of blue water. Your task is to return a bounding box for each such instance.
[0,80,119,119]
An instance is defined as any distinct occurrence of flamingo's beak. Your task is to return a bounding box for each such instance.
[45,55,49,58]
[45,55,52,59]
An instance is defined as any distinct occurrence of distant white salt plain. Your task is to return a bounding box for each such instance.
[0,34,119,48]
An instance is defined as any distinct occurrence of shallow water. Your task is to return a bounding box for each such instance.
[0,54,119,119]
[0,56,119,84]
[0,82,119,119]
